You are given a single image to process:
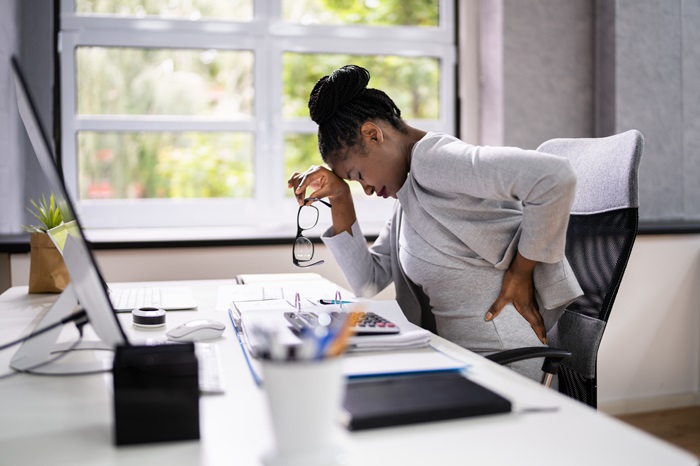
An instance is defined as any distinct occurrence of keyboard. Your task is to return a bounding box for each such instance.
[195,343,225,395]
[111,287,162,310]
[109,286,198,312]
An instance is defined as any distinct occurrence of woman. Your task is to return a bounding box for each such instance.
[288,65,582,381]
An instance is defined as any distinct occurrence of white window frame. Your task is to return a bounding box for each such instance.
[59,0,456,235]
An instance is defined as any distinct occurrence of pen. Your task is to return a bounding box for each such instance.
[306,311,339,359]
[318,299,353,305]
[326,311,356,358]
[296,327,318,360]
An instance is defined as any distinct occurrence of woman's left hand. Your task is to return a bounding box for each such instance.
[485,252,547,344]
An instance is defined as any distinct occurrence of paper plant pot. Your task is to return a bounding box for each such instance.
[28,232,70,293]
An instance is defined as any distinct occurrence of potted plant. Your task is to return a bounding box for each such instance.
[23,194,70,293]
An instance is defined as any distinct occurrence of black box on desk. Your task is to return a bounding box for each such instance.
[112,343,200,445]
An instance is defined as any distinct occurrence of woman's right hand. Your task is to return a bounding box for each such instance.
[287,165,351,206]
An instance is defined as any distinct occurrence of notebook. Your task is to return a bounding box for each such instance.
[342,371,512,430]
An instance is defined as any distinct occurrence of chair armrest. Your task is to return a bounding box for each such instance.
[485,347,572,375]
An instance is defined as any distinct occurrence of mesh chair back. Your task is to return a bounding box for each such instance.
[537,130,644,407]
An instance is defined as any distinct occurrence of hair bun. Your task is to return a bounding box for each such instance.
[309,65,370,125]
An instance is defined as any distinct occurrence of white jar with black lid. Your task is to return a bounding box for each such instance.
[131,307,166,328]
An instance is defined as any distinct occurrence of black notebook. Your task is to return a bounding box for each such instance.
[342,371,512,430]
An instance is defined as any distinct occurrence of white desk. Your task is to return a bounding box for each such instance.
[0,279,697,466]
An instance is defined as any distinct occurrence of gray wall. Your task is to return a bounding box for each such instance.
[480,0,699,224]
[0,0,22,234]
[601,0,700,222]
[19,0,56,232]
[503,0,594,149]
[480,0,594,149]
[0,0,54,235]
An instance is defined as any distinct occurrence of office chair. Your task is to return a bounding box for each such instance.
[486,129,644,408]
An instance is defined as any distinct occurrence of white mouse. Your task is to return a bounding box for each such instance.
[166,319,225,342]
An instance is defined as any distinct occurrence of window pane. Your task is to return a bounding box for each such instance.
[282,0,439,27]
[77,47,254,117]
[284,133,321,198]
[75,0,253,21]
[283,53,440,120]
[78,132,254,200]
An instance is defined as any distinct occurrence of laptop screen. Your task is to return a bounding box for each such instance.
[12,56,128,347]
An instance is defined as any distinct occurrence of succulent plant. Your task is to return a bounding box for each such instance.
[23,194,64,234]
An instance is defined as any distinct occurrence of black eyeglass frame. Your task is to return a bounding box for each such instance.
[293,198,332,268]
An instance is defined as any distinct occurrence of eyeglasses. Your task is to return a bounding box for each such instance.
[293,198,332,268]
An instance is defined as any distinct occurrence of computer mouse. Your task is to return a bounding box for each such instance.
[166,319,226,342]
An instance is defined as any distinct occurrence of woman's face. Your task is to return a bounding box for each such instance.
[329,122,410,199]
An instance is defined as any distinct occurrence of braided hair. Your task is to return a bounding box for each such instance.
[308,65,406,164]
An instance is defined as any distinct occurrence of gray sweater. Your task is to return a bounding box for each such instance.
[322,132,582,331]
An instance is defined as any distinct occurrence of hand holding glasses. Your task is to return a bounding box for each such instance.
[293,198,331,268]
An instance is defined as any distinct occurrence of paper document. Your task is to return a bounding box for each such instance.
[231,298,435,355]
[216,281,354,310]
[229,308,469,384]
[233,298,318,314]
[344,301,432,351]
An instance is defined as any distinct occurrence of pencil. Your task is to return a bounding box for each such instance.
[326,306,362,357]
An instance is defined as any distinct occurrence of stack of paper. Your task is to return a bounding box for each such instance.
[343,300,433,352]
[220,275,471,384]
[346,330,432,352]
[230,298,433,354]
[226,298,470,383]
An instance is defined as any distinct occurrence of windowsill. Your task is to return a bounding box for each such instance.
[83,225,302,249]
[637,222,700,235]
[81,221,700,243]
[0,226,302,253]
[0,220,388,252]
[0,234,32,253]
[83,220,386,250]
[1,221,699,253]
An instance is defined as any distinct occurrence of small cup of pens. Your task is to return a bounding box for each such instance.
[258,308,355,466]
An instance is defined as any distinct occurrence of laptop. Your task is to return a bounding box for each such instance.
[15,65,197,313]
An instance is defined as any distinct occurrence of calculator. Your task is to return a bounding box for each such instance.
[283,311,400,335]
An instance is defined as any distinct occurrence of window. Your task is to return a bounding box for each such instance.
[59,0,456,234]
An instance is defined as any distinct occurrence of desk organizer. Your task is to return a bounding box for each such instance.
[112,343,200,445]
